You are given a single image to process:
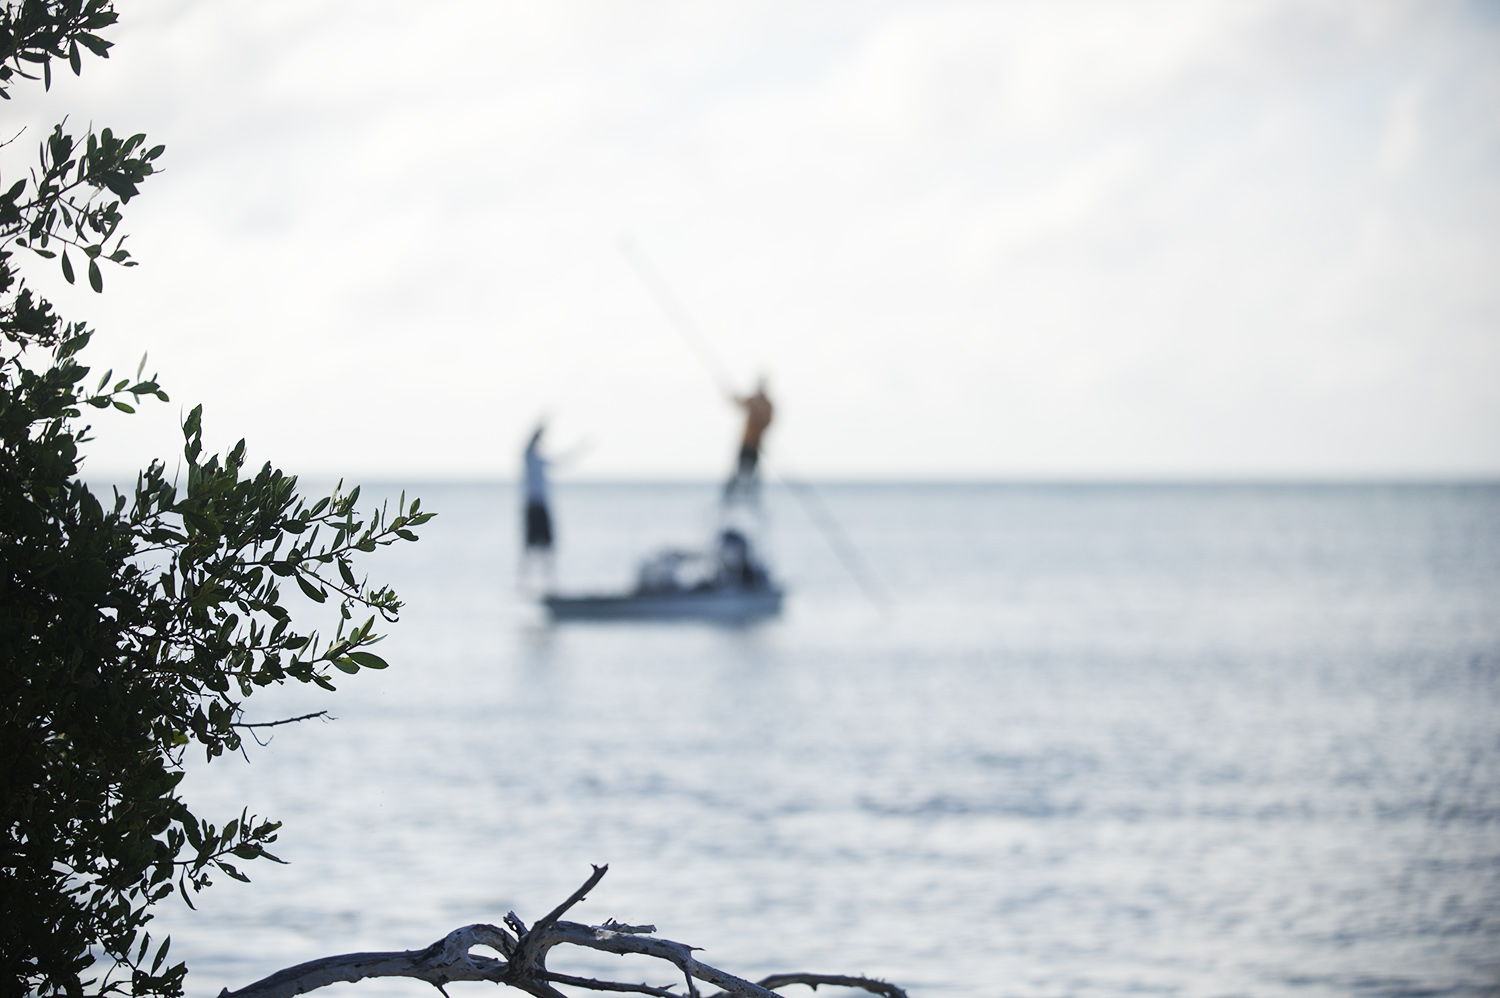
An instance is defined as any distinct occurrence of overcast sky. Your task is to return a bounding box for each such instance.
[15,0,1500,480]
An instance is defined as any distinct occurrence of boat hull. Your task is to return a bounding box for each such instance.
[543,587,783,622]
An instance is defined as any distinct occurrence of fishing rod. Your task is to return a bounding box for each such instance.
[618,235,894,611]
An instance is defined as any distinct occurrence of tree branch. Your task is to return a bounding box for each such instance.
[231,711,331,729]
[747,974,910,998]
[217,923,517,998]
[511,862,609,973]
[541,972,681,996]
[219,868,907,998]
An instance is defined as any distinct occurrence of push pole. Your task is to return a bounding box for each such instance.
[617,236,894,611]
[618,236,737,397]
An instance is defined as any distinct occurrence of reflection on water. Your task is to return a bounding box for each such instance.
[154,484,1500,997]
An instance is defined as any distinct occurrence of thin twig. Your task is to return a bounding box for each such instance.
[541,972,681,996]
[232,711,332,729]
[512,864,609,971]
[755,973,910,998]
[530,865,609,939]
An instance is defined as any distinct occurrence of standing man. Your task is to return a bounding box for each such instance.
[521,423,555,591]
[724,378,773,505]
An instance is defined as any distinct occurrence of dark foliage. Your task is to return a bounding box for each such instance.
[1,5,430,996]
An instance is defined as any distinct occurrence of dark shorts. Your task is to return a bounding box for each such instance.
[524,500,553,548]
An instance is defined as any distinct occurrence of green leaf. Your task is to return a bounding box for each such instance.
[331,658,360,674]
[180,510,217,535]
[294,574,327,603]
[347,651,388,670]
[216,861,250,883]
[77,32,113,57]
[113,400,135,413]
[88,257,103,292]
[61,249,74,283]
[150,936,171,974]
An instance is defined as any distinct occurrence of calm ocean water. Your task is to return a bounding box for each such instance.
[152,483,1500,998]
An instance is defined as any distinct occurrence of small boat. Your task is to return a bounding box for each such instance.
[543,528,784,622]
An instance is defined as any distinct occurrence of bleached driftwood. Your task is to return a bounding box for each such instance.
[219,866,907,998]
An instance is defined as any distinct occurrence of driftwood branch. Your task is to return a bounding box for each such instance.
[219,866,907,998]
[744,976,910,998]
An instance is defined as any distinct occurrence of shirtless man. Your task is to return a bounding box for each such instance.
[724,379,773,505]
